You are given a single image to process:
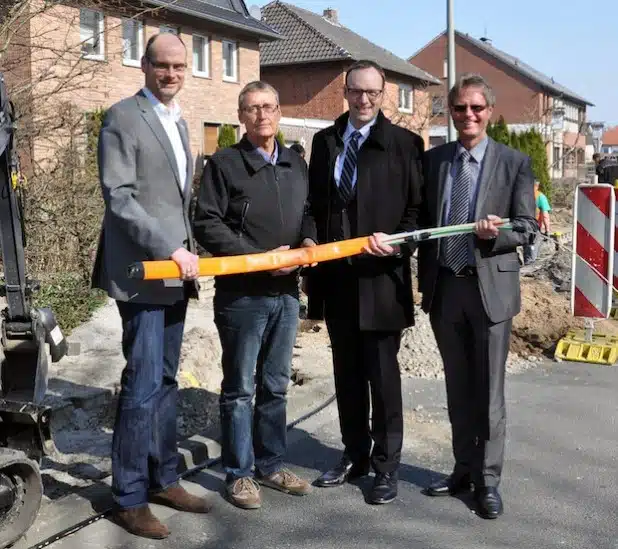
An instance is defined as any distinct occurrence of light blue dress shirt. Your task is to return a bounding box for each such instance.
[255,140,279,165]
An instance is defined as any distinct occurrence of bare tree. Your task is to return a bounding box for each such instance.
[382,82,444,137]
[0,0,177,327]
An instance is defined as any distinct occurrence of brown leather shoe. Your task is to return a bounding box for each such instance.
[112,506,170,539]
[258,468,312,496]
[150,484,212,513]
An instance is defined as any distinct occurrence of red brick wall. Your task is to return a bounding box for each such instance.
[410,34,543,125]
[262,62,430,146]
[26,4,261,167]
[261,61,346,120]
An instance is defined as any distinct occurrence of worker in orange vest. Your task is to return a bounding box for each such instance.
[523,180,551,265]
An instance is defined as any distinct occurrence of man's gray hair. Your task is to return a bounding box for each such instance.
[447,73,496,108]
[238,81,280,109]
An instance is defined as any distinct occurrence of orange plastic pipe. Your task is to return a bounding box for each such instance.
[128,236,371,280]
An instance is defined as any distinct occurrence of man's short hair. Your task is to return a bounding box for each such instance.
[593,153,601,161]
[345,59,386,88]
[289,142,305,156]
[448,73,496,108]
[238,81,280,109]
[143,33,186,62]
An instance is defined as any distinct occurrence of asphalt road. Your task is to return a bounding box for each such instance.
[46,361,618,549]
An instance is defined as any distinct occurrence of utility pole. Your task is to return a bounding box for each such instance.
[447,0,456,142]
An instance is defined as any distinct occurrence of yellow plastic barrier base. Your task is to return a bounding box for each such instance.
[554,330,618,365]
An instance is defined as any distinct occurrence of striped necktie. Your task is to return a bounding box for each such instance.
[338,130,362,203]
[444,150,473,273]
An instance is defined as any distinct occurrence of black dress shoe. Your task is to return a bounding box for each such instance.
[314,457,369,487]
[369,471,398,504]
[425,474,473,497]
[475,486,503,519]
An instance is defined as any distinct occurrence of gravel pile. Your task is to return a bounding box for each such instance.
[397,307,534,380]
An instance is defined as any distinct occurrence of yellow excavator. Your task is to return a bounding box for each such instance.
[0,72,75,548]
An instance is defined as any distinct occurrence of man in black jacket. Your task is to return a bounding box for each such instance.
[193,81,313,510]
[302,60,424,504]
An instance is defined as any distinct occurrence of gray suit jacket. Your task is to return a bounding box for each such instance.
[91,90,196,305]
[418,137,537,323]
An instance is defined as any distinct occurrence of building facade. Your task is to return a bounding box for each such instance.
[409,31,593,179]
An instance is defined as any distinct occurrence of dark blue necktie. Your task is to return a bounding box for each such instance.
[338,130,362,203]
[444,150,473,273]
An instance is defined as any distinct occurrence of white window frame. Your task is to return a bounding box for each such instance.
[80,8,105,60]
[192,34,210,78]
[122,18,143,68]
[222,39,238,82]
[398,84,413,113]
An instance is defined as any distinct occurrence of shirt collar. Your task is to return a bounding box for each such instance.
[142,87,182,122]
[456,136,488,163]
[255,140,278,165]
[344,116,377,141]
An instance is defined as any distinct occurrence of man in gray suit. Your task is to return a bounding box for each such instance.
[92,33,210,539]
[417,73,536,519]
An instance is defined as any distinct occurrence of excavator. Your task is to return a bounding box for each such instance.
[0,73,74,547]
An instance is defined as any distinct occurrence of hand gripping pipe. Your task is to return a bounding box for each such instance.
[127,219,516,281]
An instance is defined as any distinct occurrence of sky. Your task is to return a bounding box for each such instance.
[254,0,618,127]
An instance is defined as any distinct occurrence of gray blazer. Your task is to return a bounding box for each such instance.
[418,137,537,323]
[92,90,196,305]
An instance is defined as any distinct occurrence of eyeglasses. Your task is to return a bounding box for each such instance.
[147,59,187,73]
[346,88,383,101]
[452,104,487,114]
[242,103,279,115]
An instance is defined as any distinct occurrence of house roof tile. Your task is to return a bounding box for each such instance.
[145,0,282,40]
[260,1,440,85]
[602,126,618,146]
[411,31,592,106]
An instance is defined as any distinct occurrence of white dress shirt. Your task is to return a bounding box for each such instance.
[142,87,187,191]
[334,116,377,189]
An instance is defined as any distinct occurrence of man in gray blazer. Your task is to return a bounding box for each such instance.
[417,73,536,519]
[92,33,209,539]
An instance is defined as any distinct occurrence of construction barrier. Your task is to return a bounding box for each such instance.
[570,184,614,318]
[554,330,618,365]
[556,183,618,364]
[611,182,618,318]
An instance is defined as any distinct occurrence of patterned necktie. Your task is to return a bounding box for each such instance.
[338,130,362,203]
[444,150,473,273]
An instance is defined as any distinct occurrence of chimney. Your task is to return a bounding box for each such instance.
[323,8,339,24]
[479,36,492,45]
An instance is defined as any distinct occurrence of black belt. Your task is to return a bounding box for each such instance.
[440,265,477,277]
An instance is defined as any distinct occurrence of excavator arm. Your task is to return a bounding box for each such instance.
[0,72,74,548]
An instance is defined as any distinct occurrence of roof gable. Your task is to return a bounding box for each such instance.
[603,127,618,146]
[411,30,592,106]
[261,1,440,85]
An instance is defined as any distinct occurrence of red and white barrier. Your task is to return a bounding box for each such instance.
[571,184,615,318]
[614,185,618,299]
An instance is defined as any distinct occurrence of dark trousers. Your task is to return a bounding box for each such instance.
[324,270,403,474]
[214,291,299,482]
[429,271,511,488]
[112,298,188,509]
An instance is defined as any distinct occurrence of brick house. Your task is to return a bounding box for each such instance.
[7,0,280,171]
[601,127,618,155]
[409,30,594,178]
[259,1,440,155]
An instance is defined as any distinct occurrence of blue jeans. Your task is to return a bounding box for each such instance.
[214,291,299,482]
[112,299,188,509]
